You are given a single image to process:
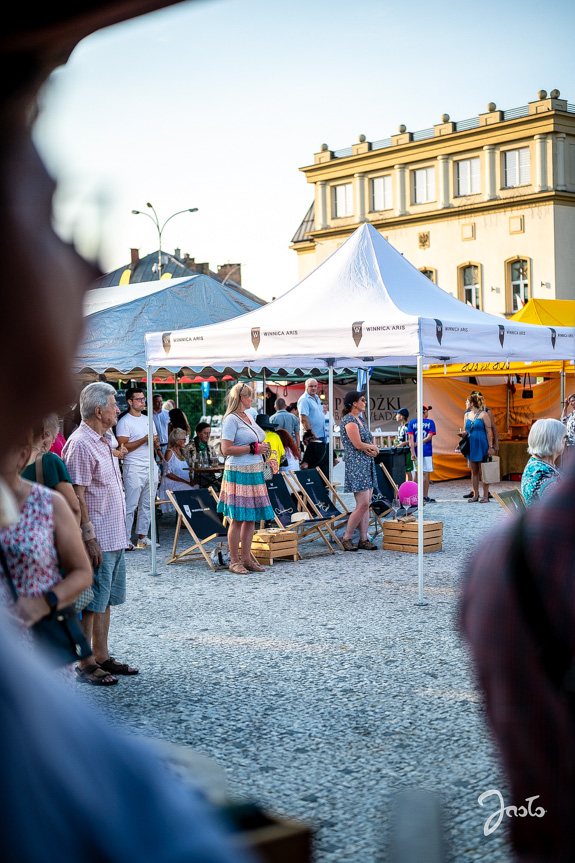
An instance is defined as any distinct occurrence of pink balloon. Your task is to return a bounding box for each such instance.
[398,481,418,506]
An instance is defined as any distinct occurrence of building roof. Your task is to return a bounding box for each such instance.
[92,248,264,307]
[291,202,314,244]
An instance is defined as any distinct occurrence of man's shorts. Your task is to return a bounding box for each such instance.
[87,549,126,613]
[422,456,434,473]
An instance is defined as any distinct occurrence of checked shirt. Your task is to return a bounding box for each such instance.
[63,421,127,552]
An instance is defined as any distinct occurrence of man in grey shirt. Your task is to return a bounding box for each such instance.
[270,398,300,449]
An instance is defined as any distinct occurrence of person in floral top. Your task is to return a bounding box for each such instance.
[521,419,566,505]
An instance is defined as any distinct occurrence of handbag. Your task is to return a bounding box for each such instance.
[0,541,91,668]
[457,434,471,458]
[522,373,534,399]
[481,456,501,484]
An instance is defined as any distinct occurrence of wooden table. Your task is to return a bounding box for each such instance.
[186,466,223,489]
[497,440,529,477]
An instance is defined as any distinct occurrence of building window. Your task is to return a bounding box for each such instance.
[419,268,436,283]
[503,148,530,188]
[412,167,436,204]
[332,183,353,218]
[506,258,530,313]
[456,158,480,196]
[370,175,392,211]
[458,263,482,309]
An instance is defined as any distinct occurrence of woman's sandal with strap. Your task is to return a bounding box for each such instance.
[242,556,266,572]
[229,562,250,574]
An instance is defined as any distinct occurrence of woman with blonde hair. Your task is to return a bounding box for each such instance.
[459,391,495,503]
[217,383,273,574]
[158,429,198,512]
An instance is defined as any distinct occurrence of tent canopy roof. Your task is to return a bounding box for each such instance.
[76,273,264,375]
[510,298,575,327]
[145,224,574,372]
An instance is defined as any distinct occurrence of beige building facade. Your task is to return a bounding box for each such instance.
[291,90,575,318]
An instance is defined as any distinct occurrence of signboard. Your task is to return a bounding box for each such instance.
[333,384,416,432]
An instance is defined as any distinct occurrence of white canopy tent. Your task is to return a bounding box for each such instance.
[144,223,575,591]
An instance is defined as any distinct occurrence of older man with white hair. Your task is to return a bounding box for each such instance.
[63,382,138,682]
[297,378,326,442]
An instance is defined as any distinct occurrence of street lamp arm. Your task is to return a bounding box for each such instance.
[159,208,199,234]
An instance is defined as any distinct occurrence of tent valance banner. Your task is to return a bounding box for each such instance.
[146,224,575,370]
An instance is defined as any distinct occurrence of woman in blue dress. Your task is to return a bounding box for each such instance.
[339,391,380,551]
[460,392,495,503]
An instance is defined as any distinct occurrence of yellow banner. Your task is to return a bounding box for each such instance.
[424,360,572,378]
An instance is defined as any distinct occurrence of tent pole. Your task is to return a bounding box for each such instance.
[328,365,334,485]
[147,365,160,576]
[561,362,566,412]
[175,376,179,408]
[415,354,426,605]
[366,373,371,431]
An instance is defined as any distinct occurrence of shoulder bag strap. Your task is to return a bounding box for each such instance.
[0,540,19,603]
[35,452,44,485]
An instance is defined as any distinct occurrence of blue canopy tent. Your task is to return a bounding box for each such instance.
[75,273,265,379]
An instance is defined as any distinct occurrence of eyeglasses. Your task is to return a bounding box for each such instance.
[131,397,146,402]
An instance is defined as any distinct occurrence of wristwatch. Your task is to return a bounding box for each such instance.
[44,590,59,616]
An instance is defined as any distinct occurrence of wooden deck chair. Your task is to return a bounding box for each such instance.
[166,488,228,571]
[264,473,337,556]
[492,488,527,516]
[288,469,348,549]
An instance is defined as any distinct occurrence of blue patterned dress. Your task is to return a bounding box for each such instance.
[340,414,377,493]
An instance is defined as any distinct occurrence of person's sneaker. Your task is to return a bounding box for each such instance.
[125,542,134,551]
[341,539,358,551]
[136,537,160,549]
[463,491,475,499]
[423,497,436,503]
[357,539,378,550]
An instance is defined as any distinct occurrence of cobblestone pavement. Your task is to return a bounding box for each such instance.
[78,474,521,863]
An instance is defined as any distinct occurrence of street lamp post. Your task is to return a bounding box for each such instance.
[131,202,198,279]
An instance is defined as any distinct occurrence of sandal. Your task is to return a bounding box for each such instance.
[98,656,139,676]
[479,497,490,503]
[467,497,479,503]
[341,539,358,551]
[242,556,266,572]
[229,562,250,574]
[75,663,118,686]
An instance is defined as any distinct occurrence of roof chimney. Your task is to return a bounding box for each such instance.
[130,248,140,270]
[174,248,181,260]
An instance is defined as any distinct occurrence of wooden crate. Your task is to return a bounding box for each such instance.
[251,529,299,564]
[383,519,443,553]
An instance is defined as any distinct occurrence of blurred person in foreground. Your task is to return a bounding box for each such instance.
[0,3,256,862]
[521,418,566,506]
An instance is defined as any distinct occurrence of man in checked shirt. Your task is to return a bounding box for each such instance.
[63,382,139,684]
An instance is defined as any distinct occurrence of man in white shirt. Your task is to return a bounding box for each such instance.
[116,388,161,549]
[152,394,170,454]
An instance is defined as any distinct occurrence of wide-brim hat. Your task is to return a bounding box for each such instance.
[256,414,276,431]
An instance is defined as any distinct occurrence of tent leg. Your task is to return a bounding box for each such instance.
[175,376,179,408]
[366,373,371,431]
[147,366,160,576]
[328,366,334,485]
[415,354,426,605]
[561,363,565,413]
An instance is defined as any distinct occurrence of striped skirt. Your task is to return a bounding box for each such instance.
[217,462,273,522]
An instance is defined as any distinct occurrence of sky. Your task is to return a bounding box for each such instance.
[34,0,575,302]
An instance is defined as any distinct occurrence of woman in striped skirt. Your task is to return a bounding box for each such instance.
[217,383,274,573]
